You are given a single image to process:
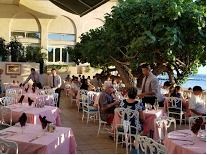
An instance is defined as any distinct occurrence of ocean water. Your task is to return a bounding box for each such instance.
[158,74,206,90]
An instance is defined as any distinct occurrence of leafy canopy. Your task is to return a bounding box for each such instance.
[69,0,206,84]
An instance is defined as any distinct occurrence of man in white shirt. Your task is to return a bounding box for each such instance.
[138,64,164,107]
[49,68,62,107]
[189,86,206,116]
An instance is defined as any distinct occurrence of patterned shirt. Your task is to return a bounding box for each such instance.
[120,99,143,132]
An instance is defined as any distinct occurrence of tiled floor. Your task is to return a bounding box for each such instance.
[59,92,189,154]
[59,92,125,154]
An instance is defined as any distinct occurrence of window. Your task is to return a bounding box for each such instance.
[55,48,60,62]
[48,46,70,63]
[11,31,40,39]
[26,32,40,39]
[62,48,67,62]
[48,47,53,62]
[11,32,25,38]
[48,33,75,41]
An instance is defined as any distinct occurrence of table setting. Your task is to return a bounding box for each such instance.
[0,114,77,154]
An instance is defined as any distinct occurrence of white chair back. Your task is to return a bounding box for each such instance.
[0,97,15,106]
[0,106,12,126]
[167,97,182,110]
[114,108,141,133]
[135,135,166,154]
[155,116,176,142]
[6,89,18,97]
[167,97,184,125]
[53,93,59,107]
[0,138,18,154]
[37,90,45,95]
[44,89,55,95]
[87,91,98,105]
[35,96,45,108]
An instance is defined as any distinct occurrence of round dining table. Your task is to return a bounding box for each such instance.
[163,129,206,154]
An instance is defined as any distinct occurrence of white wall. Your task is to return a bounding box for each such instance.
[0,62,39,87]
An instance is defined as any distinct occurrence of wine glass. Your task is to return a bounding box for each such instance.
[148,104,152,110]
[145,104,149,112]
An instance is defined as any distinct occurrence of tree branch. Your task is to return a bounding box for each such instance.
[175,58,186,68]
[110,56,130,65]
[117,47,139,60]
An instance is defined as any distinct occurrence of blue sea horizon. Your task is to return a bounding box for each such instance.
[158,74,206,90]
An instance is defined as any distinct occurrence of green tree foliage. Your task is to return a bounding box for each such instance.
[69,0,206,86]
[7,38,24,62]
[25,46,47,63]
[0,37,9,61]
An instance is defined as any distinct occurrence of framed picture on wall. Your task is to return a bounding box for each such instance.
[5,64,21,75]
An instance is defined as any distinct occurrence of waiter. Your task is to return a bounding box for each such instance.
[23,68,42,89]
[138,64,163,107]
[49,68,62,107]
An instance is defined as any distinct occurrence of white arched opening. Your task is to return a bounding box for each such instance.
[47,16,76,63]
[10,12,41,46]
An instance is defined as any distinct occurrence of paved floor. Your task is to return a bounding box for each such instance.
[59,92,189,154]
[59,92,125,154]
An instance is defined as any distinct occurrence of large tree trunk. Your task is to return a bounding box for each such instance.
[112,59,134,88]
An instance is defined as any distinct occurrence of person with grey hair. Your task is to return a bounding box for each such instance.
[98,82,120,124]
[138,64,164,108]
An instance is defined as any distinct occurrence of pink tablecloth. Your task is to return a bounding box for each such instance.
[143,109,163,136]
[18,92,55,106]
[0,124,77,154]
[5,104,61,126]
[163,129,206,154]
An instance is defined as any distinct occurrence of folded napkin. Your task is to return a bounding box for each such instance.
[19,83,23,87]
[28,97,34,106]
[18,95,25,104]
[39,115,51,129]
[19,113,27,127]
[25,87,29,93]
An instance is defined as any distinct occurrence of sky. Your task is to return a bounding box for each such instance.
[197,66,206,74]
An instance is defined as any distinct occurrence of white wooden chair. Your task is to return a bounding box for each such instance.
[155,116,176,143]
[35,96,45,108]
[52,93,59,107]
[189,116,206,129]
[115,108,141,153]
[0,106,12,127]
[64,83,71,96]
[97,106,109,136]
[77,90,88,111]
[81,93,98,124]
[0,97,15,106]
[135,135,166,154]
[0,138,18,154]
[5,89,18,103]
[167,97,185,125]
